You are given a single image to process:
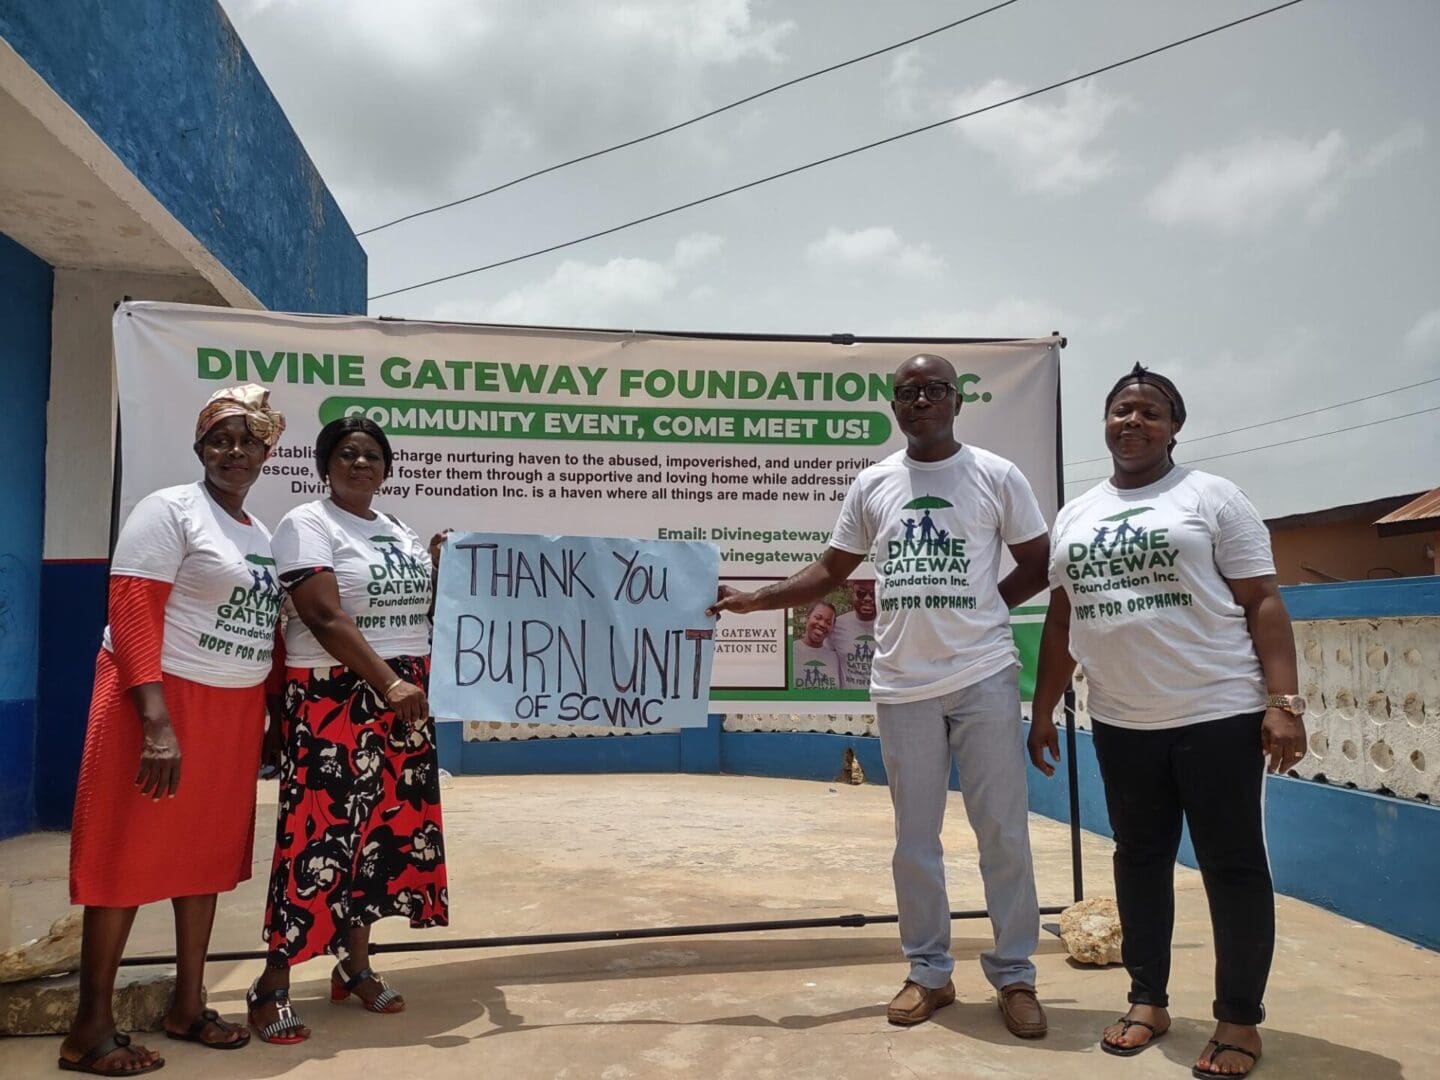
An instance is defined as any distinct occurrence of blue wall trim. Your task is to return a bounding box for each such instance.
[0,230,53,840]
[0,0,366,314]
[1281,577,1440,620]
[456,732,683,775]
[35,561,109,828]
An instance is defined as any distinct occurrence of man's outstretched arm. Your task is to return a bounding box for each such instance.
[708,547,865,616]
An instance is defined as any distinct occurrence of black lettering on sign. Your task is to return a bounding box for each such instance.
[453,540,596,599]
[610,548,670,604]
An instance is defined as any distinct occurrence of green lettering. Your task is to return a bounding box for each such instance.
[197,348,230,379]
[381,356,411,388]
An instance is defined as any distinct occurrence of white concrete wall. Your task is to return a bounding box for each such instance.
[44,269,227,560]
[1292,617,1440,801]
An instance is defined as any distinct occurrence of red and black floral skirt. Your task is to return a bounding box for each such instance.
[263,655,448,966]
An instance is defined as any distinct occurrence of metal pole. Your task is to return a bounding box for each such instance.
[1051,333,1083,904]
[117,906,1070,967]
[1064,691,1083,902]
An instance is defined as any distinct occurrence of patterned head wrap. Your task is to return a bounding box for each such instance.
[194,384,286,449]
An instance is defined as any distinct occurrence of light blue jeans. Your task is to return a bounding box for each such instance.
[875,665,1039,990]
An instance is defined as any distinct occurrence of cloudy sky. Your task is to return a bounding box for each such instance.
[222,0,1440,518]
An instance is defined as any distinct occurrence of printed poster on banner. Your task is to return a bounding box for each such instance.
[429,532,720,729]
[112,302,1059,714]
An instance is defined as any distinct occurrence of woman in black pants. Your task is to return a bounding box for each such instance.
[1029,365,1306,1078]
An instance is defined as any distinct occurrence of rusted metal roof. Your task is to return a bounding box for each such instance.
[1374,486,1440,536]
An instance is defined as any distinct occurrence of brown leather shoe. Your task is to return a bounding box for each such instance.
[997,983,1047,1039]
[887,979,956,1026]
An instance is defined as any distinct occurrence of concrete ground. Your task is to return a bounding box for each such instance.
[2,774,1436,1079]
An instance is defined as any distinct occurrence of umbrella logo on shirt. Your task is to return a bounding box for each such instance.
[370,534,425,578]
[900,496,954,551]
[1092,507,1154,552]
[799,659,834,687]
[241,554,280,608]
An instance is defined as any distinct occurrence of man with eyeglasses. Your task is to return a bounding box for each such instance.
[709,352,1051,1039]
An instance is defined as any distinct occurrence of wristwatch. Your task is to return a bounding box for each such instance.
[1265,693,1307,716]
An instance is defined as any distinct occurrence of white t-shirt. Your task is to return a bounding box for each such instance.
[830,609,879,690]
[103,483,280,688]
[271,500,434,667]
[792,639,842,689]
[830,445,1048,703]
[1049,467,1275,729]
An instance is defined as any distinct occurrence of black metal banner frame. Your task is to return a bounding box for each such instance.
[107,326,1082,968]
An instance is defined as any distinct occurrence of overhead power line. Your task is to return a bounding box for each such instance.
[368,0,1308,303]
[357,0,1024,237]
[1065,373,1440,466]
[1065,403,1440,485]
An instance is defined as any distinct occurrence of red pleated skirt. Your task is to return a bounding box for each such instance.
[69,650,266,907]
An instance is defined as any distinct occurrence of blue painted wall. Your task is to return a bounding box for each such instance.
[0,0,366,315]
[0,231,53,839]
[33,562,109,828]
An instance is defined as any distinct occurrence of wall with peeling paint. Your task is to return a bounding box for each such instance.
[0,0,366,314]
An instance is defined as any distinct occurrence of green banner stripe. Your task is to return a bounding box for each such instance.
[320,397,892,445]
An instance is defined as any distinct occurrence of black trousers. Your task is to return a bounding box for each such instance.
[1091,711,1274,1025]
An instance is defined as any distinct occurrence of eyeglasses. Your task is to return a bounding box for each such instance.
[893,382,955,404]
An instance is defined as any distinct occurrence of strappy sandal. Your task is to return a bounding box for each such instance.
[1101,1016,1167,1057]
[1192,1039,1259,1077]
[165,1008,249,1050]
[57,1031,164,1074]
[330,961,405,1014]
[246,982,309,1045]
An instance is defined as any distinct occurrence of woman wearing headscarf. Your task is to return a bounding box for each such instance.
[246,416,448,1045]
[1028,365,1305,1079]
[61,385,286,1075]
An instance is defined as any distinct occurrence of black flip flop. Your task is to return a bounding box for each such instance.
[58,1031,164,1074]
[1192,1039,1259,1078]
[164,1008,250,1050]
[1101,1016,1167,1057]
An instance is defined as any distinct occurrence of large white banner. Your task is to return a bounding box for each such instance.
[113,302,1059,714]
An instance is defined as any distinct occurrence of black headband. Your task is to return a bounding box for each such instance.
[1104,363,1187,425]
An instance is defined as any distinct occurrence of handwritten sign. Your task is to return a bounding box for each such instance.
[430,532,720,729]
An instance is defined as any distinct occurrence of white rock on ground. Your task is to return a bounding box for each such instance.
[1059,897,1124,966]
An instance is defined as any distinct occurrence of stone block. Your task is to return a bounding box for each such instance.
[0,968,192,1035]
[0,911,82,984]
[1059,897,1123,966]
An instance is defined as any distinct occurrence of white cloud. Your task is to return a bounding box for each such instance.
[673,232,726,268]
[1146,125,1425,232]
[433,233,725,326]
[885,51,926,120]
[806,226,944,277]
[603,1,793,63]
[1404,307,1440,354]
[1147,131,1346,231]
[1358,121,1426,174]
[948,78,1127,193]
[887,297,1068,338]
[223,0,791,212]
